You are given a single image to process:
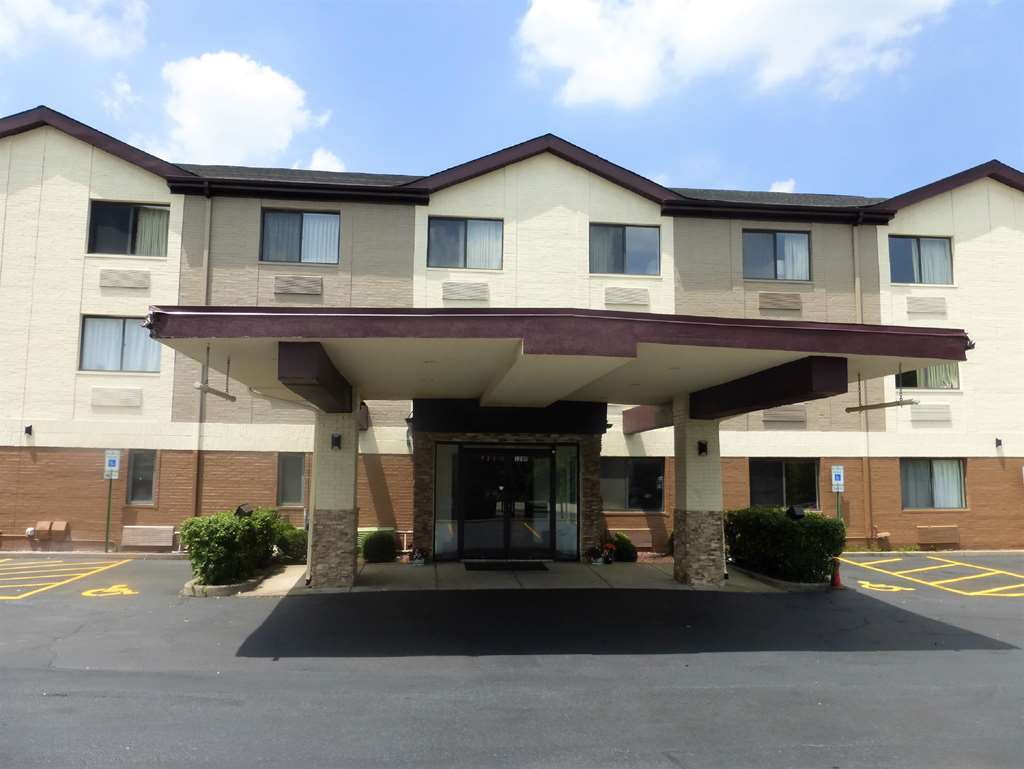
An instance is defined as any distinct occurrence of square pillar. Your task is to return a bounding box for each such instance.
[411,431,434,554]
[672,395,725,586]
[307,402,360,588]
[578,434,604,558]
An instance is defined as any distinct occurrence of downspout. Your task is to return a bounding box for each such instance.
[852,211,876,543]
[192,186,213,517]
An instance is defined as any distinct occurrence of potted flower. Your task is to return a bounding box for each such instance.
[602,541,616,564]
[586,545,603,565]
[410,548,428,566]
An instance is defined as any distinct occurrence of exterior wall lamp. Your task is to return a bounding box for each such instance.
[697,440,708,456]
[331,433,342,450]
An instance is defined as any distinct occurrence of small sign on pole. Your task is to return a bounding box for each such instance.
[831,465,845,493]
[104,449,121,480]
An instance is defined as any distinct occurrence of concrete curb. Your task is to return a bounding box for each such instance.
[0,551,188,560]
[181,577,260,597]
[729,565,831,592]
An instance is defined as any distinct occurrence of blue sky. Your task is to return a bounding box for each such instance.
[0,0,1020,197]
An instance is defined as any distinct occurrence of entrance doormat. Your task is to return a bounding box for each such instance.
[464,561,548,571]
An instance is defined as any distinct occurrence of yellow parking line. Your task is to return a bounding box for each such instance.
[896,563,958,576]
[968,582,1024,596]
[927,556,1024,581]
[931,571,1001,586]
[0,558,10,564]
[0,563,119,575]
[0,582,64,589]
[0,571,120,582]
[839,556,1024,598]
[856,557,904,567]
[0,559,129,601]
[0,560,69,569]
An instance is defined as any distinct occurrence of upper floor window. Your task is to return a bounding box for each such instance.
[901,458,965,509]
[427,217,503,269]
[889,235,952,285]
[896,363,959,390]
[589,224,659,275]
[750,458,819,509]
[88,202,169,257]
[261,210,340,264]
[80,316,161,373]
[600,457,664,511]
[743,230,810,281]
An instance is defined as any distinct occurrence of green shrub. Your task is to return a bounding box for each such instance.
[725,507,845,583]
[362,529,397,563]
[179,507,278,585]
[612,532,638,562]
[276,525,308,563]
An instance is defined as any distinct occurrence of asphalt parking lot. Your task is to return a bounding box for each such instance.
[0,552,1021,769]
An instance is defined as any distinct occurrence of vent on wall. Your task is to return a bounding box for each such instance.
[762,404,807,424]
[91,387,143,407]
[99,269,150,289]
[604,286,650,306]
[758,292,802,311]
[910,404,952,423]
[442,282,490,302]
[906,296,947,316]
[274,275,323,295]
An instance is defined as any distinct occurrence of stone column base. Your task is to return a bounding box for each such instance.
[673,508,725,586]
[309,508,358,588]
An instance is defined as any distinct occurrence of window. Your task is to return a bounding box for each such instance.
[127,450,156,504]
[743,230,810,281]
[896,363,959,390]
[749,459,819,508]
[889,236,952,284]
[589,224,660,275]
[277,453,305,506]
[901,458,965,509]
[427,217,503,269]
[261,210,340,264]
[600,458,664,511]
[80,317,160,372]
[88,202,169,257]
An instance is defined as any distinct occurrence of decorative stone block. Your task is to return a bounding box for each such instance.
[672,508,725,586]
[309,508,357,588]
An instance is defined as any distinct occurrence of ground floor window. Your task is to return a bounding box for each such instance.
[901,458,965,509]
[127,450,156,504]
[277,452,305,506]
[749,459,818,508]
[600,458,664,511]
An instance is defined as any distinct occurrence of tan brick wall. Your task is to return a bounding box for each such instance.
[357,454,414,532]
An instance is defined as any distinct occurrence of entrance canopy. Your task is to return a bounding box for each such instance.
[145,306,970,417]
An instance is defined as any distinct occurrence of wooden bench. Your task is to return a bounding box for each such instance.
[916,524,960,549]
[121,525,176,551]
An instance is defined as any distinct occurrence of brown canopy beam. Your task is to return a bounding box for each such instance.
[277,342,353,413]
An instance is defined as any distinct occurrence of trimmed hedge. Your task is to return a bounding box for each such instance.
[180,507,278,585]
[612,532,638,562]
[362,530,397,563]
[274,521,307,563]
[725,506,845,583]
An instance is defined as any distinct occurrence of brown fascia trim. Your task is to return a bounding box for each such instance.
[166,177,429,204]
[0,105,194,181]
[660,199,893,225]
[146,306,971,363]
[866,159,1024,214]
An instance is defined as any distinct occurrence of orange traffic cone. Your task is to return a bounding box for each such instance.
[830,558,845,590]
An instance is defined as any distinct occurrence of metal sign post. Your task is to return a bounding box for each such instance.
[831,464,845,522]
[103,450,120,553]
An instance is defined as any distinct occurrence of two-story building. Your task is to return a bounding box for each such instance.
[0,106,1015,587]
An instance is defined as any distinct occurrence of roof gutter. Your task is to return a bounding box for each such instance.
[660,200,894,224]
[166,176,429,205]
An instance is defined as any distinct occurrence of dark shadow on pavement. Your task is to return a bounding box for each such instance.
[236,589,1015,658]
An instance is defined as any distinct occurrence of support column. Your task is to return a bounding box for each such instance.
[307,402,360,588]
[411,431,434,554]
[579,433,604,558]
[672,395,725,586]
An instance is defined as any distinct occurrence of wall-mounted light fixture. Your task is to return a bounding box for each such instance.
[331,433,342,450]
[24,424,32,436]
[996,437,1003,449]
[697,440,708,456]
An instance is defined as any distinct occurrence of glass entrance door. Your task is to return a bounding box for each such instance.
[460,448,554,559]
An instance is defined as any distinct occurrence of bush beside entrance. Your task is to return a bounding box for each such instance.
[725,507,845,583]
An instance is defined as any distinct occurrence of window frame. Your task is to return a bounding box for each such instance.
[588,223,662,276]
[888,235,954,286]
[900,458,967,510]
[259,208,341,265]
[748,458,820,509]
[87,201,170,257]
[426,215,504,270]
[599,457,666,512]
[276,452,306,507]
[78,316,161,373]
[126,449,157,506]
[742,228,812,282]
[895,363,960,391]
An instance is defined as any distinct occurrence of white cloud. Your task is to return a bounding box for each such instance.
[307,147,346,172]
[102,73,138,119]
[0,0,147,57]
[517,0,951,107]
[150,51,329,164]
[769,178,797,193]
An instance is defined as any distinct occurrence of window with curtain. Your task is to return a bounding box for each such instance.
[749,459,819,508]
[80,317,161,372]
[88,202,169,257]
[589,224,660,275]
[900,458,965,509]
[895,363,960,390]
[128,450,156,504]
[742,230,810,280]
[427,217,503,269]
[599,458,664,511]
[260,210,340,264]
[889,236,953,284]
[277,452,305,506]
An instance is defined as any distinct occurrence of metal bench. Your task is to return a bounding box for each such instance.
[120,525,176,551]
